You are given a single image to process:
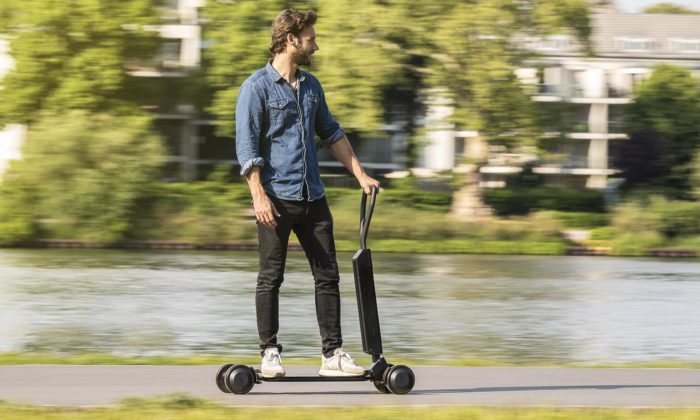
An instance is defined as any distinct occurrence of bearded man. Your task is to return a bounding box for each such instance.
[235,9,380,378]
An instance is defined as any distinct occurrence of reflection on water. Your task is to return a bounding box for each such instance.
[1,249,699,363]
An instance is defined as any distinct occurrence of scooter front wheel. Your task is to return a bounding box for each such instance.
[384,365,415,395]
[373,380,391,394]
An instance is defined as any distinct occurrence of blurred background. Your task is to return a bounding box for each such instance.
[0,1,699,363]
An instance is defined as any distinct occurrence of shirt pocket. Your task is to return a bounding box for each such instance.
[306,94,320,121]
[267,98,292,124]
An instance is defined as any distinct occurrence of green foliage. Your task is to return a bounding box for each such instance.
[612,196,700,239]
[644,2,699,14]
[132,180,257,243]
[335,239,566,255]
[0,0,162,126]
[379,188,452,211]
[611,231,665,256]
[623,64,700,197]
[484,187,606,216]
[199,0,593,148]
[590,226,617,241]
[0,111,165,243]
[548,211,609,229]
[199,0,288,136]
[692,149,700,200]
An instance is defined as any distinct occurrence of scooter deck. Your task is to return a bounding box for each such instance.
[259,375,371,382]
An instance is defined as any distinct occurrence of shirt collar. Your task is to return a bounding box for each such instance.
[265,59,306,84]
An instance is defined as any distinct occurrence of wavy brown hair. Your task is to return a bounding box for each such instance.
[269,9,317,57]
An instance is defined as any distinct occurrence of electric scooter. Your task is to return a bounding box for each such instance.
[215,186,415,395]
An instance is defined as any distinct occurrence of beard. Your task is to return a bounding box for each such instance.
[292,42,314,66]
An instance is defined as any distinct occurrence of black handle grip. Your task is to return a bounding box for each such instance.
[359,186,378,250]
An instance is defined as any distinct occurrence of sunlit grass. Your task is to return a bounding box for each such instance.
[2,353,699,369]
[0,395,698,419]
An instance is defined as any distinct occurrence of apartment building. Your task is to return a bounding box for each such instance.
[419,4,700,189]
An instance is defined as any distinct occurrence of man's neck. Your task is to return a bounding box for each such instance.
[271,54,299,85]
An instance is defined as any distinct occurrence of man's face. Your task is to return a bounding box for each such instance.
[290,25,318,66]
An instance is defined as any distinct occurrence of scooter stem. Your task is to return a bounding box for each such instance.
[359,186,378,250]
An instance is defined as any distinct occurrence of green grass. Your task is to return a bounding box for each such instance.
[334,239,567,255]
[2,353,699,369]
[0,395,699,419]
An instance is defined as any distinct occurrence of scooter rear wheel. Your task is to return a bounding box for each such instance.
[223,364,256,394]
[215,364,234,393]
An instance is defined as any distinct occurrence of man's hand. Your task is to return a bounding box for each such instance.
[253,194,281,230]
[359,173,380,195]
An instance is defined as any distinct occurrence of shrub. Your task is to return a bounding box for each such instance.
[0,111,165,243]
[483,187,606,216]
[613,196,700,238]
[611,231,665,256]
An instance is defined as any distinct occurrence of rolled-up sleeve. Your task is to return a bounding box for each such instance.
[315,83,345,149]
[235,81,266,176]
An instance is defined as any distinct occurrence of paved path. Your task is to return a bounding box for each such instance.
[1,365,699,408]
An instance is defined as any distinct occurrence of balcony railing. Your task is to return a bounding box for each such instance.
[533,84,632,99]
[566,121,628,134]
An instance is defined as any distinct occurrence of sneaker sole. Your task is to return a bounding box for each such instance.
[260,370,286,379]
[318,369,365,377]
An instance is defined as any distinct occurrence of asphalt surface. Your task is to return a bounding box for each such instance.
[1,365,699,408]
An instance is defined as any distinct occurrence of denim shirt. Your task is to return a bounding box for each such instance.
[236,61,345,201]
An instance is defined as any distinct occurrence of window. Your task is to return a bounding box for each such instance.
[614,37,655,52]
[525,35,571,52]
[668,38,700,53]
[161,40,182,68]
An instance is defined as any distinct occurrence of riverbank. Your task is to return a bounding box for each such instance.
[2,180,700,257]
[3,238,697,257]
[2,353,699,369]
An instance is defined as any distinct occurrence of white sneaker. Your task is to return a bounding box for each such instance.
[260,347,285,378]
[319,348,365,377]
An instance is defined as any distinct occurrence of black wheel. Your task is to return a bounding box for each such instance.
[224,364,256,395]
[384,365,415,395]
[215,363,234,393]
[373,380,391,394]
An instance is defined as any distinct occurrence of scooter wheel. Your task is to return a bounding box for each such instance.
[384,365,415,395]
[373,380,391,394]
[215,363,234,393]
[224,364,256,395]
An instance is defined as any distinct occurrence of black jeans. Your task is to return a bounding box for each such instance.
[256,195,342,357]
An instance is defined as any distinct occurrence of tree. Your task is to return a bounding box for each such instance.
[200,0,593,149]
[644,3,699,14]
[200,0,404,137]
[623,64,700,198]
[422,0,593,149]
[0,0,163,126]
[0,111,165,243]
[692,149,700,200]
[199,0,288,137]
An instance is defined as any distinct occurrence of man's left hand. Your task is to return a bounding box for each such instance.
[359,174,380,195]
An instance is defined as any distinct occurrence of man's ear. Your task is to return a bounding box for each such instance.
[286,32,297,46]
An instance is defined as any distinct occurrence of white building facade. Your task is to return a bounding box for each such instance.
[0,37,23,183]
[418,5,700,189]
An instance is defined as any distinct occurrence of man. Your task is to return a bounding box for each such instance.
[235,9,380,378]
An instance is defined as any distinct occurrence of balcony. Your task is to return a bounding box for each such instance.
[531,84,632,104]
[534,156,618,176]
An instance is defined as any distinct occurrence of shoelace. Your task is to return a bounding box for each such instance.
[266,352,282,367]
[335,350,356,370]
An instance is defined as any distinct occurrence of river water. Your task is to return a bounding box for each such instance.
[1,249,699,364]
